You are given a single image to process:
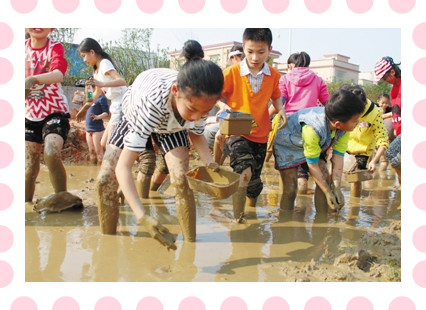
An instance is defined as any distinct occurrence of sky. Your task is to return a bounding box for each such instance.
[72,28,401,73]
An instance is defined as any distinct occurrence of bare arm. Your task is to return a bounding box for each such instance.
[115,148,146,220]
[25,69,63,89]
[330,153,344,188]
[95,69,127,88]
[368,146,386,171]
[308,162,332,195]
[189,132,216,166]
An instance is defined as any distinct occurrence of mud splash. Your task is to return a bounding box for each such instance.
[25,161,401,282]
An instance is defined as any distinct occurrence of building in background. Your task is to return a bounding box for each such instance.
[275,53,362,83]
[170,41,282,70]
[171,42,374,84]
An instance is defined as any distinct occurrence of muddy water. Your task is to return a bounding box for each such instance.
[25,160,401,282]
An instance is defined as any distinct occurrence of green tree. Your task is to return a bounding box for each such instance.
[103,28,170,84]
[326,80,391,102]
[50,28,91,86]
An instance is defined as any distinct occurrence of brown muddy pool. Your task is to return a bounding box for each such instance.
[26,160,401,282]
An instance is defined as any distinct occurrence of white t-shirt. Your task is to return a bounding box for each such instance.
[94,59,127,100]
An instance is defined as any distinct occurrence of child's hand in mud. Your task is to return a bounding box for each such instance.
[330,183,345,209]
[140,214,177,251]
[326,186,344,211]
[207,162,220,172]
[325,190,339,211]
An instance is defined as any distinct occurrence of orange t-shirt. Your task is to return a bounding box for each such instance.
[221,63,281,143]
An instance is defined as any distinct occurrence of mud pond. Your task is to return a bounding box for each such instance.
[26,160,401,282]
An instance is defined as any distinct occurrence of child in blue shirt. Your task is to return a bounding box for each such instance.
[273,89,364,212]
[85,94,109,164]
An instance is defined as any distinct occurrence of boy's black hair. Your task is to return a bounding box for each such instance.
[287,51,311,68]
[178,40,224,98]
[242,28,273,47]
[339,84,367,103]
[325,89,365,123]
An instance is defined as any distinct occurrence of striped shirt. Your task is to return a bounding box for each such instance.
[239,58,271,94]
[121,68,206,152]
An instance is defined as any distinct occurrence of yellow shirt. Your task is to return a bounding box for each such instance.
[302,124,349,164]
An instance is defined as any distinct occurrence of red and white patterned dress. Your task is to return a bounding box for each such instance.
[25,38,69,121]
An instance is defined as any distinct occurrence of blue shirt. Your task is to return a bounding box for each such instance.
[86,95,109,132]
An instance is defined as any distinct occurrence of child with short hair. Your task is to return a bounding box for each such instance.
[96,40,224,248]
[216,28,286,222]
[273,89,365,212]
[25,28,70,203]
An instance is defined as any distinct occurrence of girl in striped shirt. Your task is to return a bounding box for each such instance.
[96,40,224,249]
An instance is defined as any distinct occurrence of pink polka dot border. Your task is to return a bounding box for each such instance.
[1,0,426,309]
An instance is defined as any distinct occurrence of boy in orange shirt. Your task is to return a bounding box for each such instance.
[216,28,286,222]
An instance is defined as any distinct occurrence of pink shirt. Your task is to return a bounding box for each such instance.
[279,67,329,115]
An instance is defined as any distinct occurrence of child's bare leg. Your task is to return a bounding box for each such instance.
[92,131,104,163]
[232,167,252,222]
[165,146,196,242]
[136,149,156,198]
[279,167,297,210]
[314,159,331,213]
[101,123,115,149]
[86,132,97,164]
[213,131,226,165]
[150,153,168,190]
[96,145,121,234]
[43,134,66,194]
[25,141,41,202]
[350,181,362,197]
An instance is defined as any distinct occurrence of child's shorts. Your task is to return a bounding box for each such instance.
[109,117,190,154]
[25,113,70,144]
[224,136,267,198]
[108,98,123,125]
[355,155,369,170]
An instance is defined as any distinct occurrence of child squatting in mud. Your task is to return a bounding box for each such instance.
[273,89,365,212]
[96,40,224,249]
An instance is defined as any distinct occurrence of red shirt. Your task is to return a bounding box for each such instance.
[390,78,401,136]
[25,38,69,121]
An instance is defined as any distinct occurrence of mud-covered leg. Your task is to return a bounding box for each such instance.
[279,167,298,210]
[96,145,121,234]
[136,150,156,198]
[165,146,196,242]
[25,141,42,202]
[232,167,251,222]
[150,153,168,191]
[314,159,331,213]
[44,134,67,194]
[350,181,362,197]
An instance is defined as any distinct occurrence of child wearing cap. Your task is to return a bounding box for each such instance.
[374,56,401,184]
[227,45,244,65]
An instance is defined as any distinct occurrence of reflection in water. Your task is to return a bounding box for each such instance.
[26,162,400,282]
